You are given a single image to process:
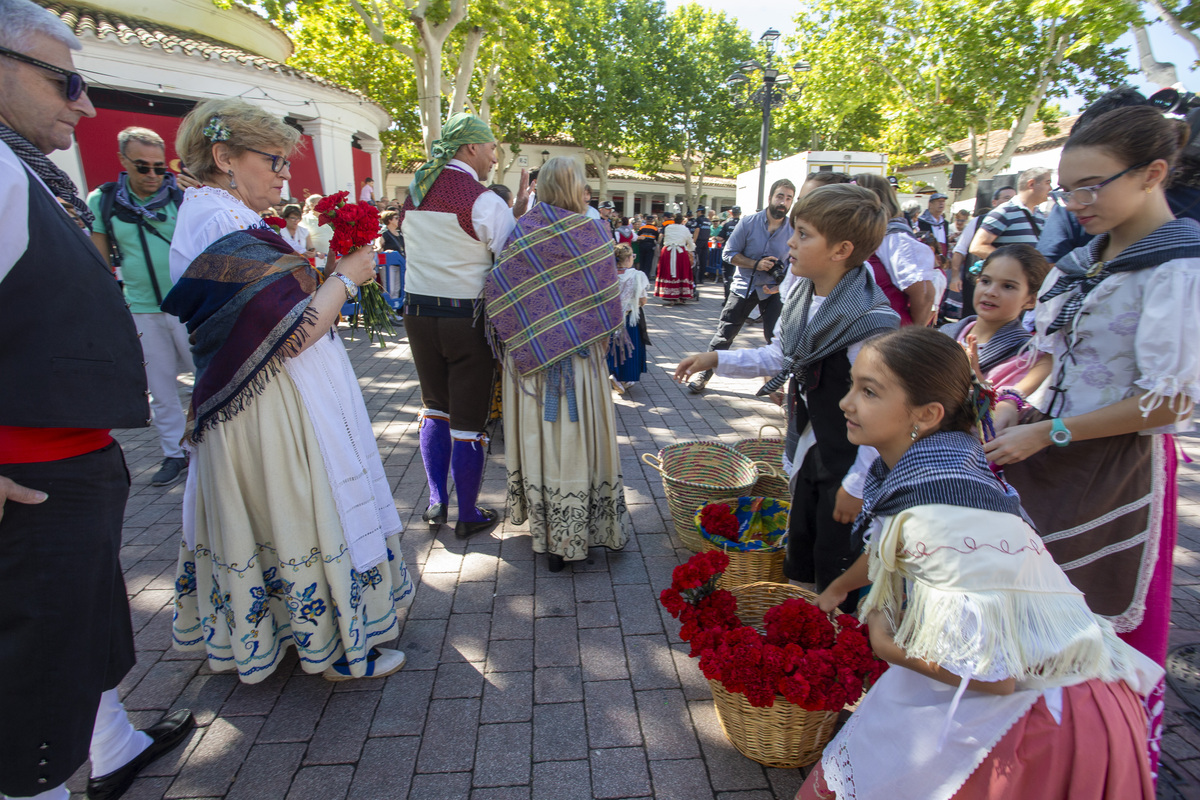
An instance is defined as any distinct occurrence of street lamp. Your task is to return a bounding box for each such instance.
[727,30,807,211]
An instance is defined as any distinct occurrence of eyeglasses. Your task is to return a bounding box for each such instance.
[244,147,291,174]
[1050,160,1151,207]
[122,158,168,176]
[0,45,87,101]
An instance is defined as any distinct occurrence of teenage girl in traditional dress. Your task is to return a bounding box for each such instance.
[984,107,1200,773]
[806,327,1159,800]
[939,243,1049,387]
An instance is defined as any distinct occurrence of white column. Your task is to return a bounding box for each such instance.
[360,138,384,196]
[621,190,632,217]
[302,119,355,196]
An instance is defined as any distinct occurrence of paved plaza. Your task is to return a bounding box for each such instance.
[65,283,1200,799]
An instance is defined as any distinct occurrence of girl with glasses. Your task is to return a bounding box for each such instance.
[983,106,1200,776]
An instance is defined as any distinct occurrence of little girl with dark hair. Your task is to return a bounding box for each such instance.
[804,327,1159,800]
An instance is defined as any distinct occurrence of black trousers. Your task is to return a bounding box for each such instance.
[694,241,709,279]
[784,446,861,610]
[707,290,783,350]
[637,241,657,281]
[0,442,135,796]
[404,314,498,432]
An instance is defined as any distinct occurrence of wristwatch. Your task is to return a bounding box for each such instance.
[1049,418,1073,447]
[332,272,359,300]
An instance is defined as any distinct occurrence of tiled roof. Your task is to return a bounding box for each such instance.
[607,166,736,188]
[898,115,1079,172]
[45,2,380,108]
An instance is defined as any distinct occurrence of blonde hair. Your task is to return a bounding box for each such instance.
[790,184,887,267]
[176,98,301,181]
[614,243,633,264]
[851,173,901,219]
[537,156,587,214]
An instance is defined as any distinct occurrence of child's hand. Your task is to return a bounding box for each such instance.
[816,588,847,614]
[832,487,863,524]
[674,352,718,383]
[964,334,983,382]
[991,400,1020,432]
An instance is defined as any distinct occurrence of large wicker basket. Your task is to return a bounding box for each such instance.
[698,499,787,590]
[732,425,790,503]
[708,582,840,769]
[642,443,774,552]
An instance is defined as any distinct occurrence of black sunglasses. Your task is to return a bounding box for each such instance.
[125,159,168,176]
[0,45,87,101]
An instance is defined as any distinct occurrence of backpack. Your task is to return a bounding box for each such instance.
[96,181,183,269]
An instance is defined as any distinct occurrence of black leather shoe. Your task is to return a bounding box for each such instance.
[87,709,195,800]
[422,503,448,528]
[547,553,566,572]
[454,507,499,539]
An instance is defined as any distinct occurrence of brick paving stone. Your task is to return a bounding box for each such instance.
[580,626,630,681]
[767,767,808,798]
[715,793,776,800]
[577,600,620,629]
[485,638,534,673]
[472,788,531,800]
[116,776,175,800]
[532,701,588,762]
[454,580,498,614]
[533,666,584,704]
[672,643,712,701]
[408,570,458,619]
[615,584,666,636]
[649,758,716,800]
[637,689,702,760]
[303,692,379,764]
[257,675,332,744]
[166,716,264,798]
[607,551,651,585]
[219,666,289,717]
[585,680,642,748]
[495,558,536,595]
[396,617,449,671]
[491,596,535,641]
[434,662,487,699]
[225,742,307,800]
[408,772,472,799]
[626,635,681,691]
[481,671,533,723]
[124,659,202,711]
[687,701,770,792]
[533,579,576,618]
[590,747,652,799]
[170,673,239,728]
[443,613,492,663]
[423,546,465,573]
[534,616,581,668]
[531,759,592,800]
[283,765,352,800]
[346,736,420,800]
[473,722,533,787]
[574,571,615,602]
[416,698,482,773]
[369,670,435,736]
[461,550,501,582]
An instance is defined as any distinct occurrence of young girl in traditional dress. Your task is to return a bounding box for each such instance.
[607,243,648,393]
[984,107,1200,773]
[805,327,1160,800]
[655,213,695,304]
[939,243,1049,387]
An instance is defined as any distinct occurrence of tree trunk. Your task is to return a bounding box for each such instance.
[1147,0,1200,62]
[584,149,612,202]
[1133,25,1179,87]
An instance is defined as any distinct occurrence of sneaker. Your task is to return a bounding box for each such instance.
[323,647,406,681]
[688,370,713,394]
[150,456,188,487]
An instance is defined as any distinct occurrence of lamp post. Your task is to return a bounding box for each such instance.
[727,29,810,211]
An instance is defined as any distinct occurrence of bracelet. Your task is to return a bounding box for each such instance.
[996,388,1027,411]
[332,272,359,301]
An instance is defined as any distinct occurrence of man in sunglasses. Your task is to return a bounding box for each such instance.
[87,127,192,489]
[0,2,194,799]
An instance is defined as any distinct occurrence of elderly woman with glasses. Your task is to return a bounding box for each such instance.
[162,98,413,684]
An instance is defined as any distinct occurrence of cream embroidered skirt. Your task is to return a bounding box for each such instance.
[503,351,631,560]
[172,370,413,684]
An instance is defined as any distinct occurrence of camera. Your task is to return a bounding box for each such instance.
[1149,87,1200,116]
[765,257,788,284]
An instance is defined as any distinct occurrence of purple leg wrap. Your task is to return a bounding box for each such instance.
[419,413,451,508]
[451,436,489,523]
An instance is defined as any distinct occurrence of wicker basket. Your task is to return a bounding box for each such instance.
[707,582,840,768]
[733,425,790,503]
[642,443,775,552]
[698,499,787,590]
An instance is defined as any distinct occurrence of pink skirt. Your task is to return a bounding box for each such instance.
[798,678,1154,800]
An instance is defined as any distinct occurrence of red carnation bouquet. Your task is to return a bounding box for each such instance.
[262,215,287,232]
[660,551,886,710]
[314,191,393,345]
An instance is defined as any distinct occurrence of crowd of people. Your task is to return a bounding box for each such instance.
[2,0,1200,797]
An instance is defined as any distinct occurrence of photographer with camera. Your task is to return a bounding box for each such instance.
[688,179,795,394]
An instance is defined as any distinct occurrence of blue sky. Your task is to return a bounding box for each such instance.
[665,0,1200,116]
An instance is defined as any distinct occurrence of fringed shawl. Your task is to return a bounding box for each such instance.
[484,202,626,378]
[161,228,318,441]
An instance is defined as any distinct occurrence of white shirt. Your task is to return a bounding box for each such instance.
[444,159,515,255]
[954,216,984,257]
[169,186,265,282]
[713,296,878,498]
[301,212,334,255]
[280,223,310,255]
[359,184,374,203]
[877,231,938,290]
[585,205,601,220]
[0,141,34,285]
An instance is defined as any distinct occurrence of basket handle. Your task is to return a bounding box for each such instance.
[757,424,783,440]
[751,460,780,478]
[641,452,665,473]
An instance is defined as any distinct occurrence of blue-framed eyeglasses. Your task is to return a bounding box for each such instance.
[244,147,291,175]
[0,45,87,101]
[1050,160,1152,207]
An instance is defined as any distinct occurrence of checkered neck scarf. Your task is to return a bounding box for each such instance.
[1041,217,1200,335]
[758,264,898,396]
[851,430,1032,543]
[0,122,94,228]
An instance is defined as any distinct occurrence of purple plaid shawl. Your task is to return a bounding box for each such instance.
[484,202,624,377]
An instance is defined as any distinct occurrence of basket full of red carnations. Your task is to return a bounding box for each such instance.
[695,498,788,589]
[660,552,887,768]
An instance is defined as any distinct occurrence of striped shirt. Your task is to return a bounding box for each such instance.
[980,199,1045,246]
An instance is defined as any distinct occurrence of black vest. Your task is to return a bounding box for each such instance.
[786,349,857,480]
[0,166,149,429]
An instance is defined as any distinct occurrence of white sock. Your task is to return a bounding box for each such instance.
[88,690,152,777]
[4,785,70,800]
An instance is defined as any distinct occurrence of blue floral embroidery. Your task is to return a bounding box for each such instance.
[176,561,197,597]
[245,567,294,625]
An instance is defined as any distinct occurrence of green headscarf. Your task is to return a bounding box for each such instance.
[408,113,496,207]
